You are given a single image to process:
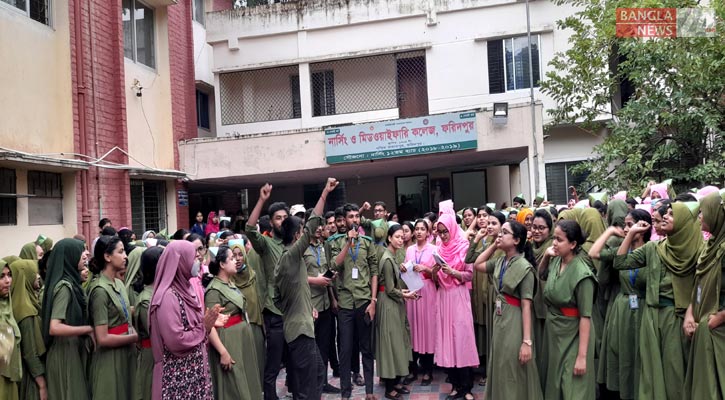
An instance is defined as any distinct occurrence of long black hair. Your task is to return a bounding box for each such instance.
[133,246,164,292]
[91,235,123,274]
[629,209,653,243]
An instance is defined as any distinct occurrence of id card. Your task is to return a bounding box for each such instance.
[628,294,639,310]
[352,267,359,280]
[495,299,502,315]
[697,285,702,304]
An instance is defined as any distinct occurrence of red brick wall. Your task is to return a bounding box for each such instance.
[70,0,131,239]
[211,0,233,12]
[168,2,197,231]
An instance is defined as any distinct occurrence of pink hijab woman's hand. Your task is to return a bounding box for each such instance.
[204,304,227,332]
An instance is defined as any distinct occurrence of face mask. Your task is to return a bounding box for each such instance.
[191,260,201,277]
[236,263,247,273]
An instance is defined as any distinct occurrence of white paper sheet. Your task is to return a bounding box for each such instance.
[400,262,424,292]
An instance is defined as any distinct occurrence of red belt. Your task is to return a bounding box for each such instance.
[422,272,432,280]
[504,294,521,307]
[108,323,129,335]
[560,307,580,317]
[378,285,385,292]
[223,314,244,329]
[140,338,152,349]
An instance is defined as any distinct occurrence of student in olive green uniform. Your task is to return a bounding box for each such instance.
[245,184,289,400]
[539,220,597,400]
[274,178,337,399]
[684,191,725,400]
[41,238,93,400]
[531,208,554,373]
[124,246,145,306]
[375,224,417,400]
[87,235,138,400]
[614,202,702,400]
[0,260,20,400]
[474,221,543,400]
[230,240,266,382]
[9,259,46,400]
[329,202,379,400]
[206,245,262,400]
[590,205,650,400]
[132,246,163,400]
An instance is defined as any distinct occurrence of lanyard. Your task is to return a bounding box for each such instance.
[415,248,426,265]
[498,258,510,291]
[349,240,361,263]
[309,245,321,267]
[116,290,129,321]
[627,249,638,287]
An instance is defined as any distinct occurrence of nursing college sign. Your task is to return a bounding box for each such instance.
[324,111,478,164]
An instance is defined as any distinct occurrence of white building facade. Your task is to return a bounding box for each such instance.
[180,0,605,216]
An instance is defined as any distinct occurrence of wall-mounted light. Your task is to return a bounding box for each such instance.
[132,79,143,97]
[492,102,508,125]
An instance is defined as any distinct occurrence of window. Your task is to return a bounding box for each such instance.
[0,168,17,226]
[122,0,155,68]
[488,34,540,94]
[196,90,210,130]
[311,70,336,117]
[27,171,63,225]
[192,0,204,25]
[290,75,301,119]
[545,161,589,205]
[131,180,167,233]
[1,0,50,25]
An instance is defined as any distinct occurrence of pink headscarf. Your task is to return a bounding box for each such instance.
[149,240,206,398]
[612,191,627,201]
[205,211,220,235]
[649,183,669,200]
[435,214,470,289]
[696,186,720,200]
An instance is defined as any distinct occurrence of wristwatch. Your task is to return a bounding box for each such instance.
[522,339,533,346]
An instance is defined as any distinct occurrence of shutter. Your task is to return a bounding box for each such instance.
[324,70,336,115]
[545,163,567,205]
[487,40,505,94]
[290,75,301,118]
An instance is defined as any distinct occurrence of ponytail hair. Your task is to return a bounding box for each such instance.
[91,235,122,274]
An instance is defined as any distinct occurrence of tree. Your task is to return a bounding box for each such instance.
[541,0,725,194]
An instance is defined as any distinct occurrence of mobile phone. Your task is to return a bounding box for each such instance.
[323,269,335,279]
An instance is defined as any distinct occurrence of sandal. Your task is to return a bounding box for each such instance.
[464,393,475,400]
[384,391,401,400]
[393,385,410,394]
[445,390,460,400]
[421,375,433,386]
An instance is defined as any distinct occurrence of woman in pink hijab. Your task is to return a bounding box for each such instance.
[432,214,478,400]
[148,240,225,400]
[204,211,220,236]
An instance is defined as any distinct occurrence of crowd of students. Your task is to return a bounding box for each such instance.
[0,178,724,400]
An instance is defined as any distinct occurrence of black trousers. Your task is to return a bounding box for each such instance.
[329,311,340,373]
[448,367,473,394]
[410,352,434,376]
[314,308,333,385]
[263,311,285,400]
[287,335,325,400]
[338,303,375,396]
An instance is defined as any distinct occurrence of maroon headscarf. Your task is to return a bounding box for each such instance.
[148,240,206,398]
[435,213,470,289]
[205,211,220,235]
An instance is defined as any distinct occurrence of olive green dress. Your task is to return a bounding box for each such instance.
[466,237,489,359]
[206,277,263,400]
[45,282,89,400]
[532,234,553,373]
[484,255,543,400]
[133,285,153,400]
[88,274,136,400]
[233,265,266,380]
[541,254,597,400]
[0,281,21,400]
[375,248,412,379]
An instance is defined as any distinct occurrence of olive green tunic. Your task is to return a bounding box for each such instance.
[465,237,489,359]
[45,282,89,400]
[304,242,331,312]
[375,249,412,379]
[88,274,136,400]
[532,235,553,374]
[232,267,265,380]
[18,316,44,400]
[245,225,284,315]
[541,255,597,400]
[0,292,20,400]
[484,255,543,400]
[614,241,687,400]
[206,278,262,400]
[133,285,153,400]
[329,234,378,310]
[596,240,646,399]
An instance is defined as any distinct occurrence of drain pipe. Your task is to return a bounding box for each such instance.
[73,0,92,240]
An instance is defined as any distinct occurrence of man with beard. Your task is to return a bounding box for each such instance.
[246,184,289,400]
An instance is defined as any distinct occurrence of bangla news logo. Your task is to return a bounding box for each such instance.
[616,8,717,38]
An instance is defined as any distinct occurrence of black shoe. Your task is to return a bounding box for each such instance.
[322,383,341,394]
[393,385,410,394]
[332,369,340,378]
[421,375,433,386]
[353,373,365,386]
[402,373,417,385]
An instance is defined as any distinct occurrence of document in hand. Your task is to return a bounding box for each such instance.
[400,263,424,292]
[432,251,448,267]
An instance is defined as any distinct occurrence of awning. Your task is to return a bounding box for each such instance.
[0,151,88,172]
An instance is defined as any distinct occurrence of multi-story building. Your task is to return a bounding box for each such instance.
[180,0,605,219]
[0,0,197,251]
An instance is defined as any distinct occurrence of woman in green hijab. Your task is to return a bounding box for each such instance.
[0,260,21,400]
[41,238,93,400]
[9,260,46,400]
[683,191,725,400]
[19,236,53,261]
[614,202,702,400]
[132,246,163,400]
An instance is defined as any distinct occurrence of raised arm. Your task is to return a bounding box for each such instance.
[473,240,498,273]
[589,227,622,260]
[247,183,272,230]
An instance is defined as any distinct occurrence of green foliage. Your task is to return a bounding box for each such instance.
[541,0,725,194]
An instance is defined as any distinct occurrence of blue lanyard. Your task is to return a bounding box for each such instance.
[627,249,638,287]
[349,240,361,263]
[117,290,129,321]
[310,245,321,267]
[415,248,426,264]
[498,258,509,291]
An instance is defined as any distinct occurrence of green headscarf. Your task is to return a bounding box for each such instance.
[656,202,703,309]
[124,246,145,293]
[36,235,53,254]
[229,242,261,325]
[19,242,38,260]
[8,259,45,358]
[40,238,86,346]
[0,260,22,382]
[693,192,725,320]
[2,256,19,265]
[606,199,629,228]
[578,208,606,245]
[558,208,583,222]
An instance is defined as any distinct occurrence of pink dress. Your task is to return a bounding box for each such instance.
[404,243,438,354]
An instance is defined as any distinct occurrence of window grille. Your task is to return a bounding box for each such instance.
[27,171,63,225]
[488,34,541,94]
[0,168,17,226]
[545,162,589,205]
[131,180,167,233]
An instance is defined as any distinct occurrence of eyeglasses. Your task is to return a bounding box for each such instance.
[196,247,207,254]
[499,229,514,236]
[437,229,449,235]
[531,225,548,232]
